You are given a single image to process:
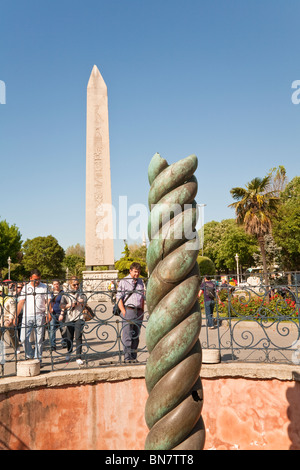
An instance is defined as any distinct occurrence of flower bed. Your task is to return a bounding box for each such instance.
[199,292,300,320]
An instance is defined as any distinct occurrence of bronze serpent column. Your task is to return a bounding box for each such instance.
[145,153,205,450]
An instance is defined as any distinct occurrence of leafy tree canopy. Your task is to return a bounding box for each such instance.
[65,243,85,258]
[197,256,216,276]
[64,254,86,278]
[229,176,280,285]
[229,176,279,238]
[200,219,258,272]
[22,235,65,279]
[0,219,22,269]
[115,242,147,278]
[272,176,300,270]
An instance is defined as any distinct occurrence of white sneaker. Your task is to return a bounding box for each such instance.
[76,359,84,366]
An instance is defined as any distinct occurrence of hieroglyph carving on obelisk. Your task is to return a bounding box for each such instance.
[85,65,114,267]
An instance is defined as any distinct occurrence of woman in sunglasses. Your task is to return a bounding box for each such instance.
[59,276,87,366]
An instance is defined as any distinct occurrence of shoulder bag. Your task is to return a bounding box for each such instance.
[113,285,137,316]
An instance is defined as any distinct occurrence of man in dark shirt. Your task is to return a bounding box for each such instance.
[49,280,64,351]
[199,276,216,329]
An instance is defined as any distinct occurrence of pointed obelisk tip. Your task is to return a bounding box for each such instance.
[87,64,107,90]
[91,64,100,75]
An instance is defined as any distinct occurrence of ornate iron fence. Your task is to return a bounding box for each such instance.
[0,274,300,378]
[201,278,300,364]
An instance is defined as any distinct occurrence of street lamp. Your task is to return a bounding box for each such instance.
[235,253,239,286]
[197,204,207,256]
[7,256,11,280]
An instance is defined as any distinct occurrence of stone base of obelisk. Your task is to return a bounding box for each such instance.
[82,270,119,302]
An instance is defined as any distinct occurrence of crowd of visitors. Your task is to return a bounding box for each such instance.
[1,266,244,369]
[0,264,146,368]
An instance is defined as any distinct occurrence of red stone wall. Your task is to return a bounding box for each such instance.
[203,378,300,450]
[1,376,300,450]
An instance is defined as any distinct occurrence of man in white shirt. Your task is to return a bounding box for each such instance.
[17,269,50,361]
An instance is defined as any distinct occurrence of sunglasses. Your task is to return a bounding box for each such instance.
[73,283,79,287]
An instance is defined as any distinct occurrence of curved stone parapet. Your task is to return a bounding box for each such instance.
[145,153,205,450]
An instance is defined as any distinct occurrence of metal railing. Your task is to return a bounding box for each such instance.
[201,278,300,364]
[1,275,300,378]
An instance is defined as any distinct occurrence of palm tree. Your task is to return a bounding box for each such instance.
[229,176,279,286]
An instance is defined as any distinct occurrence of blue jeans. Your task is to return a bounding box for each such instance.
[204,300,215,328]
[23,315,45,360]
[49,313,61,349]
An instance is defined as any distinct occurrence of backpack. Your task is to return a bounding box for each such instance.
[206,284,216,300]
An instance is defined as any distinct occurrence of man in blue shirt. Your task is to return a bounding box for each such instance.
[116,263,145,363]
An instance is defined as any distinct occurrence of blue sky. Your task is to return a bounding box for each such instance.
[1,0,300,261]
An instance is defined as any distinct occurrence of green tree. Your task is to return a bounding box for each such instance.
[252,234,282,271]
[229,177,279,285]
[200,219,258,272]
[199,220,222,265]
[0,220,22,272]
[115,242,147,278]
[272,176,300,271]
[197,256,216,276]
[64,254,86,278]
[22,235,65,279]
[65,243,85,258]
[216,220,258,272]
[1,262,26,281]
[267,165,288,197]
[128,243,147,265]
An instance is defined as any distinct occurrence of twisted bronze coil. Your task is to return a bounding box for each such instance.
[145,153,205,450]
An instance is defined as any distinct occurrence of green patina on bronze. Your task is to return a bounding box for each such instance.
[145,309,201,392]
[146,242,199,313]
[147,178,198,239]
[146,274,200,352]
[145,152,205,451]
[146,201,197,269]
[148,152,168,186]
[145,342,202,429]
[148,154,198,208]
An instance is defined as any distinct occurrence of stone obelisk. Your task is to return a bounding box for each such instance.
[85,65,114,268]
[83,65,118,297]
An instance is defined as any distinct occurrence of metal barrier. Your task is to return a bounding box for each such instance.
[201,279,300,364]
[0,279,148,377]
[1,276,300,377]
